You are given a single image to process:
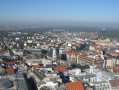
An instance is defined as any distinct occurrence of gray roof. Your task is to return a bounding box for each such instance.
[16,73,28,90]
[0,79,13,89]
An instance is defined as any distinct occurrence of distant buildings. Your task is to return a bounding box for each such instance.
[0,31,119,90]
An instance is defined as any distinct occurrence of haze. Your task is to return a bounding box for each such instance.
[0,0,119,28]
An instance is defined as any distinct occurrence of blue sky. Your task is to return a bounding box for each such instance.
[0,0,119,23]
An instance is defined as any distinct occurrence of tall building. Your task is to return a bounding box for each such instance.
[52,48,57,61]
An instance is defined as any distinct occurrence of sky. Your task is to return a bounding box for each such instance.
[0,0,119,24]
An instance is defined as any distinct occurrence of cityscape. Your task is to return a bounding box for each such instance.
[0,0,119,90]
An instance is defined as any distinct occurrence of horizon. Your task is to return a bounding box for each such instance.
[0,0,119,26]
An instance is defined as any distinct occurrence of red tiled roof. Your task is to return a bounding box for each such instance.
[109,79,119,87]
[65,81,84,90]
[55,66,66,73]
[111,52,119,57]
[0,61,17,64]
[5,67,16,74]
[113,66,119,73]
